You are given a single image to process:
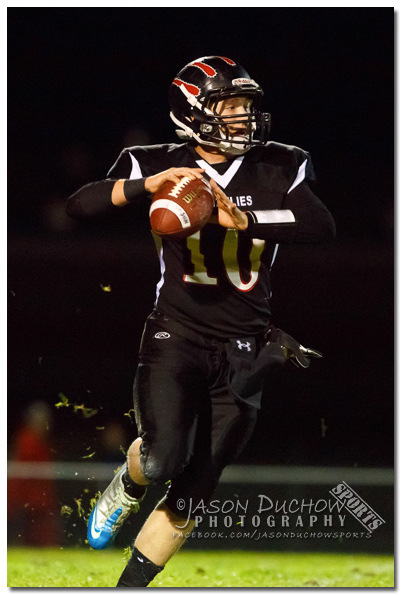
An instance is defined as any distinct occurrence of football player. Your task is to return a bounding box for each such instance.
[66,56,335,587]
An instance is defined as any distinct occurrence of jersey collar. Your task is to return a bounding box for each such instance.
[186,143,245,189]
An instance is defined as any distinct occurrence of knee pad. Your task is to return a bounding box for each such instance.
[140,445,189,484]
[165,464,221,519]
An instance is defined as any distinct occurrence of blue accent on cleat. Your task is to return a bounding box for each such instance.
[87,505,123,549]
[86,463,144,550]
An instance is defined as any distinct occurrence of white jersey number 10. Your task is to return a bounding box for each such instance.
[184,229,265,292]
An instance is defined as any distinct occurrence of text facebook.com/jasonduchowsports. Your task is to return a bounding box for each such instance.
[172,482,386,541]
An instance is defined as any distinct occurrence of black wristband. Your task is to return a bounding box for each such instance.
[123,177,148,202]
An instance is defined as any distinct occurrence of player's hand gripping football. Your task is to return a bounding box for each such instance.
[209,179,249,230]
[145,167,205,194]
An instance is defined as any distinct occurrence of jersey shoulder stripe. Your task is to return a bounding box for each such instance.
[107,143,193,179]
[249,141,317,188]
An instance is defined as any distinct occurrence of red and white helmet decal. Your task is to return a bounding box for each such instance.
[189,56,236,78]
[191,61,217,77]
[218,56,236,65]
[172,78,200,96]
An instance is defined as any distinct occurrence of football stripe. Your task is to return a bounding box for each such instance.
[149,199,191,228]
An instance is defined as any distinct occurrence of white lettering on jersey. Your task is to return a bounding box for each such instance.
[228,195,253,207]
[184,229,265,292]
[222,231,265,291]
[184,231,218,285]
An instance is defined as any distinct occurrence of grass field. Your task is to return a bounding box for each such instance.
[7,547,394,588]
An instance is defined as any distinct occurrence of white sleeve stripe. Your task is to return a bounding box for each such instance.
[129,153,143,180]
[287,159,307,194]
[152,235,165,304]
[251,209,296,224]
[270,244,279,269]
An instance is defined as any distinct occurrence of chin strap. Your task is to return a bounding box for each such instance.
[170,111,193,140]
[218,141,250,156]
[179,83,215,117]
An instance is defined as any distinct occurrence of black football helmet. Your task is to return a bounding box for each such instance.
[169,56,271,155]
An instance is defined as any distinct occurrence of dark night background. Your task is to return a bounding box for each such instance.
[8,8,394,472]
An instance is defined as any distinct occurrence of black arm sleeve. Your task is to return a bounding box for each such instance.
[245,182,336,244]
[66,177,148,220]
[283,182,336,243]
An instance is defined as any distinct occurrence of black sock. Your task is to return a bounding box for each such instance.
[116,547,164,587]
[122,470,147,500]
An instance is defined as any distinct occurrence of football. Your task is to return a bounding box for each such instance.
[149,177,214,240]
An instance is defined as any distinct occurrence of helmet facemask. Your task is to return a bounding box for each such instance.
[193,89,270,155]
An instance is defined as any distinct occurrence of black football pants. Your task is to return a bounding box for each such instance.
[133,309,257,519]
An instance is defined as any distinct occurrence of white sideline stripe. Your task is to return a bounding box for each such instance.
[7,462,394,486]
[149,199,191,228]
[221,466,394,486]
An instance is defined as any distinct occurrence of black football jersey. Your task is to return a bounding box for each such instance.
[107,141,323,338]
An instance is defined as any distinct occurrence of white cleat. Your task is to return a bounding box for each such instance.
[87,463,144,549]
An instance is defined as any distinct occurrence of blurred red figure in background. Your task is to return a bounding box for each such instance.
[8,401,61,546]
